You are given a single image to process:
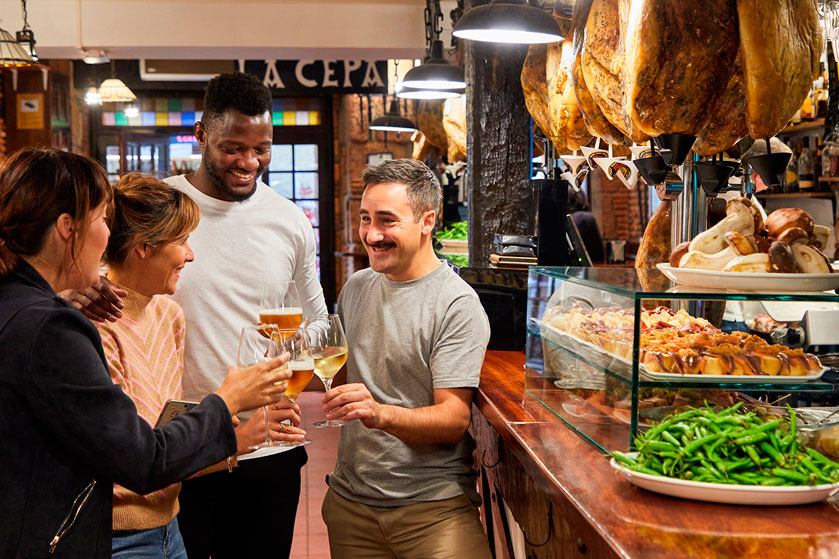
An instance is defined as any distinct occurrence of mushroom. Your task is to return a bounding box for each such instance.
[791,243,833,274]
[688,197,763,254]
[776,227,809,246]
[724,231,757,256]
[812,225,831,251]
[768,241,797,273]
[680,247,738,270]
[669,242,691,268]
[765,208,815,239]
[722,253,770,273]
[748,234,771,253]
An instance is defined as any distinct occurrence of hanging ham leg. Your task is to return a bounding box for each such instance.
[737,0,822,138]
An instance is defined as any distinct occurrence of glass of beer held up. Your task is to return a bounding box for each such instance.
[258,281,303,337]
[237,324,288,449]
[275,328,314,447]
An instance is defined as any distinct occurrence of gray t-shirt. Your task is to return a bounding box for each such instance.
[329,263,490,507]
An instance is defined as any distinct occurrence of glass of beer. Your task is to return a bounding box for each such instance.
[258,281,303,337]
[236,324,287,449]
[307,314,349,428]
[275,328,314,447]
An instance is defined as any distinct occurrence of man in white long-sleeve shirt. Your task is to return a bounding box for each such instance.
[164,72,327,559]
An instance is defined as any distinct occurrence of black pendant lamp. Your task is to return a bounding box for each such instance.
[453,0,564,44]
[397,84,463,100]
[370,99,417,133]
[399,40,466,93]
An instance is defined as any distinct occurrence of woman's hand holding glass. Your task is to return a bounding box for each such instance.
[234,398,306,455]
[214,335,289,418]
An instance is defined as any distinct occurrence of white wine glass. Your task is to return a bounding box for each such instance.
[258,281,303,334]
[276,328,314,447]
[237,324,286,449]
[307,314,349,428]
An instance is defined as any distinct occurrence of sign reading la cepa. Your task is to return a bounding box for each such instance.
[241,60,388,94]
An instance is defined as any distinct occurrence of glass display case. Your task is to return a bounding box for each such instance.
[525,267,839,454]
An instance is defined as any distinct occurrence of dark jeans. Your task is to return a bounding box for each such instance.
[177,447,307,559]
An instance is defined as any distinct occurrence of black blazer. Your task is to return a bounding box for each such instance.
[0,261,237,558]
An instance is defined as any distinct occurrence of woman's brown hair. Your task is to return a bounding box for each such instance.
[0,148,111,277]
[104,173,200,267]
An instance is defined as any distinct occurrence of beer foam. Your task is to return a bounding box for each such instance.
[260,307,303,315]
[290,358,315,370]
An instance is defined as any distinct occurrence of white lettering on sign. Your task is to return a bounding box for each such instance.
[295,60,318,88]
[343,60,362,87]
[323,60,339,88]
[361,62,384,88]
[263,60,286,89]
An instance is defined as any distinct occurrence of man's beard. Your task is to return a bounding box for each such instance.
[203,152,260,202]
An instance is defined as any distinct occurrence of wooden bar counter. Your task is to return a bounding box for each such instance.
[471,351,839,559]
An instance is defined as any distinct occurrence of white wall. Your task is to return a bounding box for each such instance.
[0,0,428,59]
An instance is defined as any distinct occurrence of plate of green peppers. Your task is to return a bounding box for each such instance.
[610,402,839,505]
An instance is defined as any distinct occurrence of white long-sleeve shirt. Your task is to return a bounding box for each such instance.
[164,174,327,407]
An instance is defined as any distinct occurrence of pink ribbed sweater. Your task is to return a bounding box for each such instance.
[97,284,186,531]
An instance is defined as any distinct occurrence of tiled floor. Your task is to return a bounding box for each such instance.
[290,392,340,559]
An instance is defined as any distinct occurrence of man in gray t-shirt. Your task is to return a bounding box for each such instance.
[322,159,491,559]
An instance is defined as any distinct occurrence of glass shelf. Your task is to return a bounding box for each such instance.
[533,267,839,303]
[529,326,834,392]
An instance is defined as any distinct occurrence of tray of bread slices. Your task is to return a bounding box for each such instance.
[657,199,839,292]
[540,304,826,383]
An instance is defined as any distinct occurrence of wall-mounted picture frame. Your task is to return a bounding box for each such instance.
[367,152,394,166]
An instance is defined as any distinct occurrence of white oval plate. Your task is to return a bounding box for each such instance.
[610,453,839,505]
[656,263,839,293]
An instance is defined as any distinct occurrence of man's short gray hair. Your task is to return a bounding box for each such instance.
[362,159,442,221]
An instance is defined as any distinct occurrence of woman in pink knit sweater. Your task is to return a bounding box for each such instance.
[98,173,305,559]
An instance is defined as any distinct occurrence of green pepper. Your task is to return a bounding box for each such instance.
[734,432,768,446]
[771,467,809,484]
[759,442,785,467]
[684,433,718,455]
[661,431,682,447]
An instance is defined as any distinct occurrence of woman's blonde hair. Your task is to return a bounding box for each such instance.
[105,173,200,267]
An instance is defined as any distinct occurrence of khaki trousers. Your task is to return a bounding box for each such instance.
[322,487,493,559]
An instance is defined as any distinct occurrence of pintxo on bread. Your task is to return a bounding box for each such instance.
[543,304,823,378]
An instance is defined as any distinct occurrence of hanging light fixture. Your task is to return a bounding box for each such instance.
[453,0,564,44]
[98,61,136,103]
[372,62,417,132]
[370,98,418,132]
[398,0,466,99]
[0,25,34,67]
[400,40,466,91]
[84,84,102,106]
[15,0,37,62]
[99,78,136,102]
[397,84,463,100]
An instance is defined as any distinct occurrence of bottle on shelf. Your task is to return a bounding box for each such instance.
[798,137,815,190]
[785,141,799,193]
[823,135,839,180]
[815,135,823,191]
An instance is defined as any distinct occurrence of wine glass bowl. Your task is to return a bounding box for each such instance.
[307,314,349,428]
[275,328,314,447]
[237,324,286,449]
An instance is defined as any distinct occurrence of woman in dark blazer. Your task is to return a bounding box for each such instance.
[0,148,290,559]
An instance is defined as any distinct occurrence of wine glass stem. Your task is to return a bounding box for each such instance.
[263,405,271,445]
[324,377,334,392]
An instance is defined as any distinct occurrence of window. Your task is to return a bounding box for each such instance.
[267,143,321,277]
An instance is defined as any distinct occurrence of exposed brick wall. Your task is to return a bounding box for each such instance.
[333,94,414,296]
[589,165,649,242]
